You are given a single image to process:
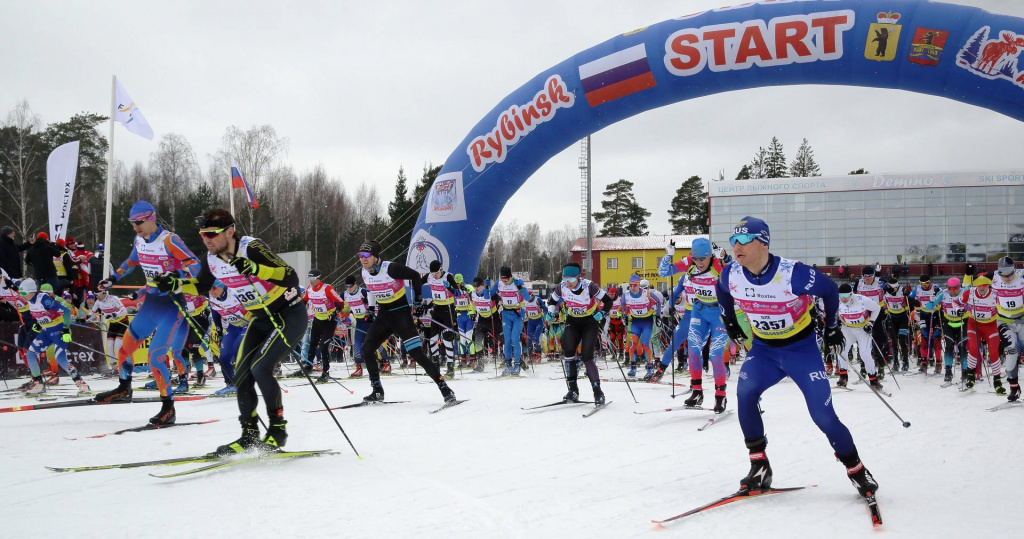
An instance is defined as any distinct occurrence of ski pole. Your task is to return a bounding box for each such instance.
[612,329,639,404]
[870,335,901,390]
[231,266,361,459]
[848,360,911,428]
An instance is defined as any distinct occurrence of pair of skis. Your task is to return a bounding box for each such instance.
[520,399,612,417]
[652,486,882,528]
[65,419,220,440]
[47,449,337,477]
[0,394,207,414]
[632,405,732,430]
[302,399,468,414]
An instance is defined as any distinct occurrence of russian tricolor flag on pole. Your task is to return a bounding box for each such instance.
[230,158,259,209]
[578,44,657,108]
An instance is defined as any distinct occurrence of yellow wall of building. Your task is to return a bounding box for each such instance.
[599,249,692,292]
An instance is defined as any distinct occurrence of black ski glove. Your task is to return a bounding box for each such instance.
[863,322,873,334]
[721,315,747,346]
[825,325,845,355]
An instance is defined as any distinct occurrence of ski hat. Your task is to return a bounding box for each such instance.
[974,273,992,287]
[308,269,322,280]
[62,290,72,301]
[454,273,464,284]
[998,256,1015,276]
[919,275,931,283]
[838,283,853,294]
[40,283,54,293]
[344,275,356,286]
[640,279,650,288]
[357,240,381,258]
[690,238,713,258]
[36,232,49,240]
[629,274,641,284]
[429,260,442,273]
[129,200,157,222]
[947,277,961,288]
[499,265,513,278]
[85,291,96,302]
[888,277,900,286]
[472,277,484,287]
[56,238,66,247]
[0,226,12,235]
[19,278,36,294]
[862,266,875,276]
[732,216,770,246]
[608,286,617,295]
[96,244,104,251]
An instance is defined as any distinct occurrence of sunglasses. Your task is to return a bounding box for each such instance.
[129,219,148,226]
[729,233,760,246]
[357,252,373,259]
[200,227,229,238]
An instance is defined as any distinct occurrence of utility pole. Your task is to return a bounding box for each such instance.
[579,136,592,276]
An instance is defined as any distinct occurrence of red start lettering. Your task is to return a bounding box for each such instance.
[663,10,854,77]
[467,75,575,172]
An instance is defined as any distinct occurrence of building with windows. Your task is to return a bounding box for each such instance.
[708,169,1024,279]
[570,235,704,291]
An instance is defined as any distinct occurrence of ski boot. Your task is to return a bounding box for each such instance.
[445,363,455,381]
[868,375,883,391]
[934,361,942,375]
[142,379,159,390]
[94,378,133,403]
[994,375,1006,396]
[43,372,59,385]
[838,451,879,498]
[627,362,637,378]
[380,360,392,374]
[592,382,606,405]
[195,369,206,388]
[467,358,477,370]
[472,358,485,372]
[214,385,237,396]
[825,361,834,376]
[713,385,728,414]
[458,358,468,369]
[943,366,953,383]
[215,417,261,455]
[350,363,363,378]
[316,370,331,384]
[25,378,45,395]
[261,419,288,451]
[363,380,385,403]
[740,437,773,492]
[1008,378,1020,402]
[836,370,849,388]
[918,361,928,374]
[399,359,409,369]
[501,362,513,376]
[859,365,868,380]
[563,379,580,403]
[900,360,909,372]
[174,376,189,394]
[644,362,655,378]
[684,383,704,407]
[438,381,456,404]
[149,397,176,425]
[74,377,91,394]
[511,362,522,376]
[965,370,976,390]
[645,364,666,383]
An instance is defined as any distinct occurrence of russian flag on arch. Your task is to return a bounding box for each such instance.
[578,44,657,108]
[231,158,258,209]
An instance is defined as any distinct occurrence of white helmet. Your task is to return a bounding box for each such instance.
[640,279,650,289]
[19,278,37,294]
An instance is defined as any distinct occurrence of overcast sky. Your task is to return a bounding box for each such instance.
[4,0,1023,237]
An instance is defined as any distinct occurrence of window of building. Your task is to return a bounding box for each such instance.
[607,258,618,269]
[632,257,643,269]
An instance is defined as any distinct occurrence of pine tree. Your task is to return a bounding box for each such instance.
[387,166,411,225]
[734,164,752,180]
[789,138,821,178]
[593,179,650,237]
[765,137,788,178]
[667,175,709,234]
[748,148,767,179]
[849,168,869,175]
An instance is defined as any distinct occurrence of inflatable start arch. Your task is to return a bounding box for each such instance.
[406,0,1024,276]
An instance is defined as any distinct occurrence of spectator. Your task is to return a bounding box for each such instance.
[0,226,31,278]
[874,261,882,275]
[71,239,93,306]
[89,244,114,291]
[25,232,65,293]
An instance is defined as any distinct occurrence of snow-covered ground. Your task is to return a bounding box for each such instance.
[0,359,1019,539]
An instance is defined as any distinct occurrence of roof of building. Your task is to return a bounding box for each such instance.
[570,234,708,252]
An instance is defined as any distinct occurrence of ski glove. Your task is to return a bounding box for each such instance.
[513,278,524,288]
[825,325,845,355]
[230,256,258,276]
[484,279,491,289]
[863,322,873,334]
[721,315,747,346]
[594,311,604,323]
[154,272,179,293]
[62,326,72,343]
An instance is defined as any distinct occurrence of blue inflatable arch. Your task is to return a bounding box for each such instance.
[406,0,1024,275]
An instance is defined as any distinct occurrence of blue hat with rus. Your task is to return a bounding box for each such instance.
[690,238,713,258]
[129,200,156,222]
[730,216,770,246]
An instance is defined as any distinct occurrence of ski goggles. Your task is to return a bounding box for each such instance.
[357,252,374,259]
[691,255,710,262]
[729,232,761,246]
[839,292,852,299]
[561,276,579,286]
[199,227,230,238]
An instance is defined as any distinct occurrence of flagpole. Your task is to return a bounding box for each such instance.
[102,75,116,280]
[228,155,235,218]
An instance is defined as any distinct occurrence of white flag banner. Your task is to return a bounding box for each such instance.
[47,141,80,241]
[113,77,154,140]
